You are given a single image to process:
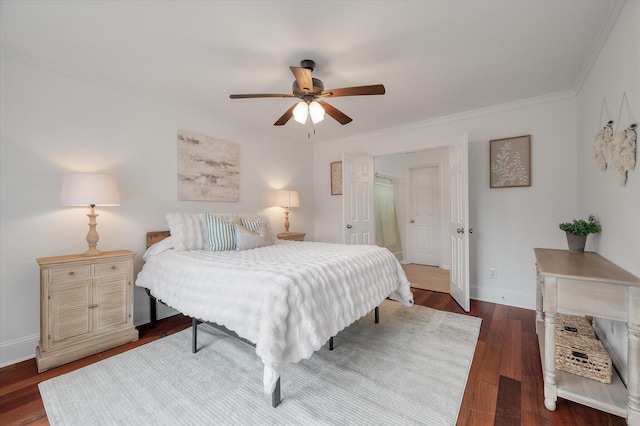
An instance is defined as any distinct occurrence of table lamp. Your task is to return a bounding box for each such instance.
[274,190,299,232]
[61,173,120,256]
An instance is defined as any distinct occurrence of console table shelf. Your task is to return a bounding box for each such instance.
[534,248,640,424]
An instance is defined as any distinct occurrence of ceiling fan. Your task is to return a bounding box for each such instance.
[229,59,385,127]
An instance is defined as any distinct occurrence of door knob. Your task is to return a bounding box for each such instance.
[410,220,415,224]
[469,228,473,234]
[456,228,464,234]
[346,224,352,229]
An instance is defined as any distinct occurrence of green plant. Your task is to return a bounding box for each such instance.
[559,215,602,235]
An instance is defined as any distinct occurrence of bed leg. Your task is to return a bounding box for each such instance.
[329,336,334,351]
[150,297,157,324]
[375,306,380,324]
[271,377,281,407]
[192,318,198,353]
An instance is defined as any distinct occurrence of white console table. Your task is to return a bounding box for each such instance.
[534,248,639,424]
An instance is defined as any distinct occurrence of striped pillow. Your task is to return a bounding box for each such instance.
[204,214,239,251]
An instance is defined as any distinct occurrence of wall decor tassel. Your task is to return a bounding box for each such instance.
[609,93,637,185]
[593,120,614,170]
[592,97,613,171]
[610,124,636,185]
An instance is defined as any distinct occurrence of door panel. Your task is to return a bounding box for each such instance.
[408,166,440,266]
[94,276,129,334]
[49,280,92,349]
[449,133,470,312]
[343,154,375,245]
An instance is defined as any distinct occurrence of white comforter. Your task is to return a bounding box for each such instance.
[136,240,414,394]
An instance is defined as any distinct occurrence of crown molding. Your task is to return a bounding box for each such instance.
[573,0,627,95]
[318,89,577,148]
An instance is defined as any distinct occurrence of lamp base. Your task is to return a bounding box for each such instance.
[84,207,102,257]
[82,248,103,257]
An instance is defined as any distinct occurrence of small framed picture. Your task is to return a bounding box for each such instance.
[330,161,343,195]
[490,135,531,188]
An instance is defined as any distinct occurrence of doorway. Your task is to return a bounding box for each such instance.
[374,147,451,268]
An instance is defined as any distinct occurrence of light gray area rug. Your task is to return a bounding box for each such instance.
[39,301,481,425]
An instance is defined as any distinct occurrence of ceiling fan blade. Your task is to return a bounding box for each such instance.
[230,93,296,99]
[318,101,352,125]
[274,103,297,126]
[320,84,385,97]
[290,66,313,94]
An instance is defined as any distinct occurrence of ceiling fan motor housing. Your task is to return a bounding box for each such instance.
[292,78,324,96]
[300,59,315,71]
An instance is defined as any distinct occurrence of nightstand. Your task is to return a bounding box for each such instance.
[277,231,306,242]
[35,250,138,372]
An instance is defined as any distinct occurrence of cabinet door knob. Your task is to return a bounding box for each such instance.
[69,271,74,275]
[111,265,116,269]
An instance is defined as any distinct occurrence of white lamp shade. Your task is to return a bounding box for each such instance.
[292,102,308,124]
[274,190,300,208]
[308,101,325,124]
[61,173,120,206]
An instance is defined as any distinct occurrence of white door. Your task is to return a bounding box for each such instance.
[449,133,470,312]
[343,153,375,245]
[407,166,440,266]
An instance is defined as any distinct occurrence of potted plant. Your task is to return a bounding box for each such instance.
[558,214,602,253]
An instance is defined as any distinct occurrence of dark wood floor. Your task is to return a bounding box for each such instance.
[0,289,627,425]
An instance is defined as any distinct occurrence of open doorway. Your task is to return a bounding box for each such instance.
[374,148,451,293]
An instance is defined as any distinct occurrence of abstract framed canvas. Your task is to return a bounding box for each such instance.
[178,130,240,201]
[490,135,531,188]
[330,161,343,195]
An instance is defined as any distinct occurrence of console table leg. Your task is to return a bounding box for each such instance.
[627,298,640,424]
[544,310,557,411]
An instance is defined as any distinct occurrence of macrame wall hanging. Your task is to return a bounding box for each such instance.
[592,93,637,185]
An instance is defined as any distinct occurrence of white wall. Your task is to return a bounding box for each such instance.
[0,57,315,366]
[314,94,580,310]
[576,0,639,384]
[375,148,451,268]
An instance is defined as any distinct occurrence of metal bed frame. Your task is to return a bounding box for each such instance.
[146,289,379,407]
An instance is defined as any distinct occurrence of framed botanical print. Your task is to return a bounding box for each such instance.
[490,135,531,188]
[330,161,343,195]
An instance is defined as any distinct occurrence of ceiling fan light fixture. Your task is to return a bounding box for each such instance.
[309,101,325,124]
[292,101,308,124]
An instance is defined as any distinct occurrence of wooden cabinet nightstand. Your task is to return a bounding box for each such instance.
[277,232,306,242]
[35,250,138,372]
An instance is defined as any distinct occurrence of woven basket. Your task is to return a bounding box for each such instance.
[555,333,612,384]
[555,314,596,339]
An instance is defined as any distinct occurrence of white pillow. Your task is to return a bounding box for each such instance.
[234,222,274,251]
[165,212,206,251]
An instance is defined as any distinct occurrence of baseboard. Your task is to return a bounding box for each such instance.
[0,333,39,368]
[471,285,535,310]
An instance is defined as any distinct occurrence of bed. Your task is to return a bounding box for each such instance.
[136,212,414,407]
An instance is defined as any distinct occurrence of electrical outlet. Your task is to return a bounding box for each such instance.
[489,268,497,278]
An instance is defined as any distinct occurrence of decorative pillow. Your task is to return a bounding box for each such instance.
[165,212,277,251]
[234,222,274,251]
[240,217,274,244]
[205,214,240,251]
[165,213,206,251]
